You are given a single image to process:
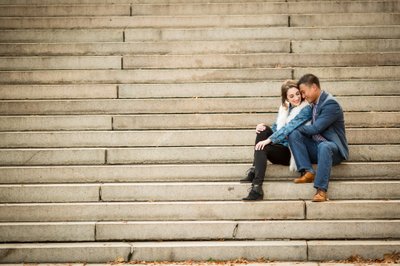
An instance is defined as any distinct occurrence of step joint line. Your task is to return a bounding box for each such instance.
[127,243,134,262]
[99,185,103,202]
[290,40,293,53]
[104,149,108,165]
[232,223,239,239]
[94,221,98,242]
[130,4,132,17]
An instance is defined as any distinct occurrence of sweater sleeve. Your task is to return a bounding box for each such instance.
[297,100,341,136]
[269,105,312,144]
[270,122,277,133]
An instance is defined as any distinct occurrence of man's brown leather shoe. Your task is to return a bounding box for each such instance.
[294,171,315,183]
[312,189,328,202]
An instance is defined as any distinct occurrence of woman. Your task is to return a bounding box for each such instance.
[242,80,312,201]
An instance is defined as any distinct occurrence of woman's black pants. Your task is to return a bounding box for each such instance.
[252,126,291,186]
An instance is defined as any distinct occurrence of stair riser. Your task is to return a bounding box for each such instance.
[0,15,289,29]
[1,27,399,43]
[125,27,400,42]
[308,241,400,261]
[1,81,399,100]
[0,149,106,165]
[0,41,290,56]
[0,202,305,222]
[0,5,130,17]
[2,40,399,56]
[0,129,398,148]
[0,223,95,242]
[2,221,398,242]
[1,112,399,131]
[1,97,399,115]
[123,53,400,69]
[1,182,398,203]
[1,163,397,184]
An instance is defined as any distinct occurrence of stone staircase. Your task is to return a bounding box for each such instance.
[0,0,399,263]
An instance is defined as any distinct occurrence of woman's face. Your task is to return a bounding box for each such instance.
[286,87,302,106]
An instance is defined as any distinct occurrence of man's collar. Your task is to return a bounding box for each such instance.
[313,90,324,106]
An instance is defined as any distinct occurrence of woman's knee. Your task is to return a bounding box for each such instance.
[255,126,273,141]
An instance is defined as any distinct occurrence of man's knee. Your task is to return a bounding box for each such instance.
[318,142,335,155]
[288,129,302,142]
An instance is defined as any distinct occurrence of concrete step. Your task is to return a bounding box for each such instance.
[2,0,378,4]
[0,241,307,263]
[0,29,123,43]
[3,181,396,203]
[1,129,398,148]
[0,115,112,131]
[0,56,121,70]
[1,220,399,242]
[2,53,400,70]
[0,201,305,222]
[102,181,400,202]
[0,242,132,263]
[0,15,289,29]
[130,2,400,15]
[1,81,398,100]
[1,26,399,43]
[111,112,400,130]
[0,240,398,263]
[96,220,400,241]
[1,96,399,115]
[0,162,398,184]
[117,81,400,98]
[308,241,400,261]
[0,184,99,203]
[291,13,400,27]
[106,145,400,164]
[0,1,400,18]
[122,53,400,69]
[0,68,292,84]
[306,200,400,220]
[0,145,396,166]
[0,67,399,84]
[0,84,117,99]
[0,148,106,166]
[293,66,400,80]
[293,39,400,53]
[1,112,397,131]
[124,26,400,42]
[0,41,290,56]
[0,4,130,17]
[0,222,96,242]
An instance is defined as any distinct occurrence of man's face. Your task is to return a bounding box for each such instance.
[299,83,319,103]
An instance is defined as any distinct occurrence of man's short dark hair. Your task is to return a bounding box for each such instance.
[297,73,320,89]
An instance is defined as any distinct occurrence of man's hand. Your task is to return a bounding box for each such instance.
[255,139,271,150]
[255,123,266,133]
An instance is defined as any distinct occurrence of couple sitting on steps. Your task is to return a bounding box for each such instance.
[241,73,349,202]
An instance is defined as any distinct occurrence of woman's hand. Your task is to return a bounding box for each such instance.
[255,123,266,133]
[255,139,271,150]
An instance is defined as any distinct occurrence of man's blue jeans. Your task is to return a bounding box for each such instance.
[288,129,343,191]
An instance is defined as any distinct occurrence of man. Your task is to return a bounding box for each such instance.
[288,74,349,202]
